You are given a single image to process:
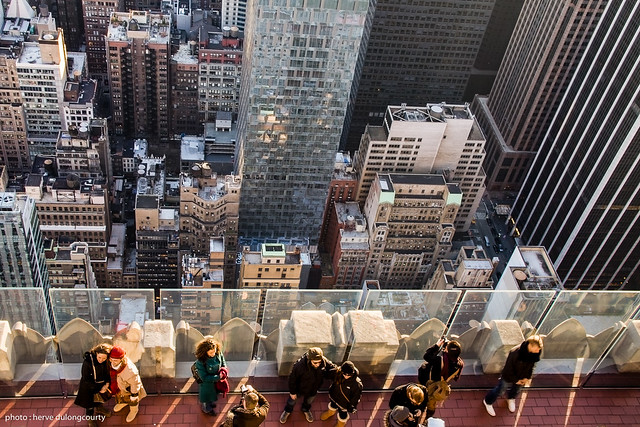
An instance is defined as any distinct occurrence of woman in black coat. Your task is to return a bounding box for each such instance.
[388,383,427,427]
[320,361,363,426]
[74,343,113,425]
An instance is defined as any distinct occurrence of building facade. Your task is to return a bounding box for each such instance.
[106,11,171,140]
[82,0,121,84]
[473,0,607,191]
[511,0,640,290]
[344,0,495,152]
[235,0,371,242]
[179,167,240,288]
[354,104,486,232]
[363,173,461,289]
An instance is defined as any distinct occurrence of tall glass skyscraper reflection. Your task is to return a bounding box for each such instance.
[235,0,371,242]
[511,0,640,290]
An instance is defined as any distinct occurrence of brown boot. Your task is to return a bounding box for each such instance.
[94,405,112,417]
[334,415,348,427]
[320,407,336,421]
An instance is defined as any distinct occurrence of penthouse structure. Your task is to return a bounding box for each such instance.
[106,11,171,140]
[238,243,308,289]
[354,104,486,232]
[363,174,461,289]
[45,242,97,289]
[429,245,494,290]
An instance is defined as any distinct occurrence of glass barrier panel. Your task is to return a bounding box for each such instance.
[256,289,362,384]
[354,290,460,389]
[582,293,640,388]
[536,291,640,387]
[49,288,155,364]
[0,288,60,397]
[449,290,555,360]
[159,289,261,362]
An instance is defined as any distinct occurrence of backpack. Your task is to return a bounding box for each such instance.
[191,362,203,384]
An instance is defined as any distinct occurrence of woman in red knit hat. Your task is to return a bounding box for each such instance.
[109,346,147,422]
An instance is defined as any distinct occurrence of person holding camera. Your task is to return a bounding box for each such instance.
[388,383,427,427]
[320,361,363,427]
[418,338,464,419]
[221,385,269,427]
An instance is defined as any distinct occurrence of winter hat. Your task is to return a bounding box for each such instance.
[340,361,356,375]
[110,346,126,359]
[308,347,324,361]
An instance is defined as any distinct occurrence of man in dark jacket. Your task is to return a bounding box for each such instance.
[419,338,464,419]
[279,347,336,424]
[483,335,543,416]
[222,385,269,427]
[320,361,363,427]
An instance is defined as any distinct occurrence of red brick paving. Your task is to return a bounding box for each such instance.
[1,388,640,426]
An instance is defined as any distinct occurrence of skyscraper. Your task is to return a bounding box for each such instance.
[235,0,371,242]
[106,11,171,140]
[343,0,496,152]
[473,0,606,191]
[511,0,640,290]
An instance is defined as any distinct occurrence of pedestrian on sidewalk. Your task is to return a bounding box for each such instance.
[74,343,113,426]
[320,361,363,427]
[109,346,146,423]
[279,347,336,424]
[482,335,543,416]
[195,337,227,415]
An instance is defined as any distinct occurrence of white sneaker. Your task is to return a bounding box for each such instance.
[483,399,496,417]
[507,399,516,413]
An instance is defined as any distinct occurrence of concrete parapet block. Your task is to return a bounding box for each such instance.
[141,320,175,378]
[345,310,399,375]
[541,318,588,359]
[276,310,336,376]
[0,321,16,381]
[612,320,640,373]
[213,318,256,361]
[12,322,53,363]
[480,320,524,374]
[55,318,105,363]
[404,318,446,360]
[175,321,205,362]
[113,321,144,363]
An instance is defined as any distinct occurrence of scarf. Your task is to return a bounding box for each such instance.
[109,361,126,395]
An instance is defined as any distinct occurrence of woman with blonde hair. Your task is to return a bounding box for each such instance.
[388,383,427,427]
[195,337,227,415]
